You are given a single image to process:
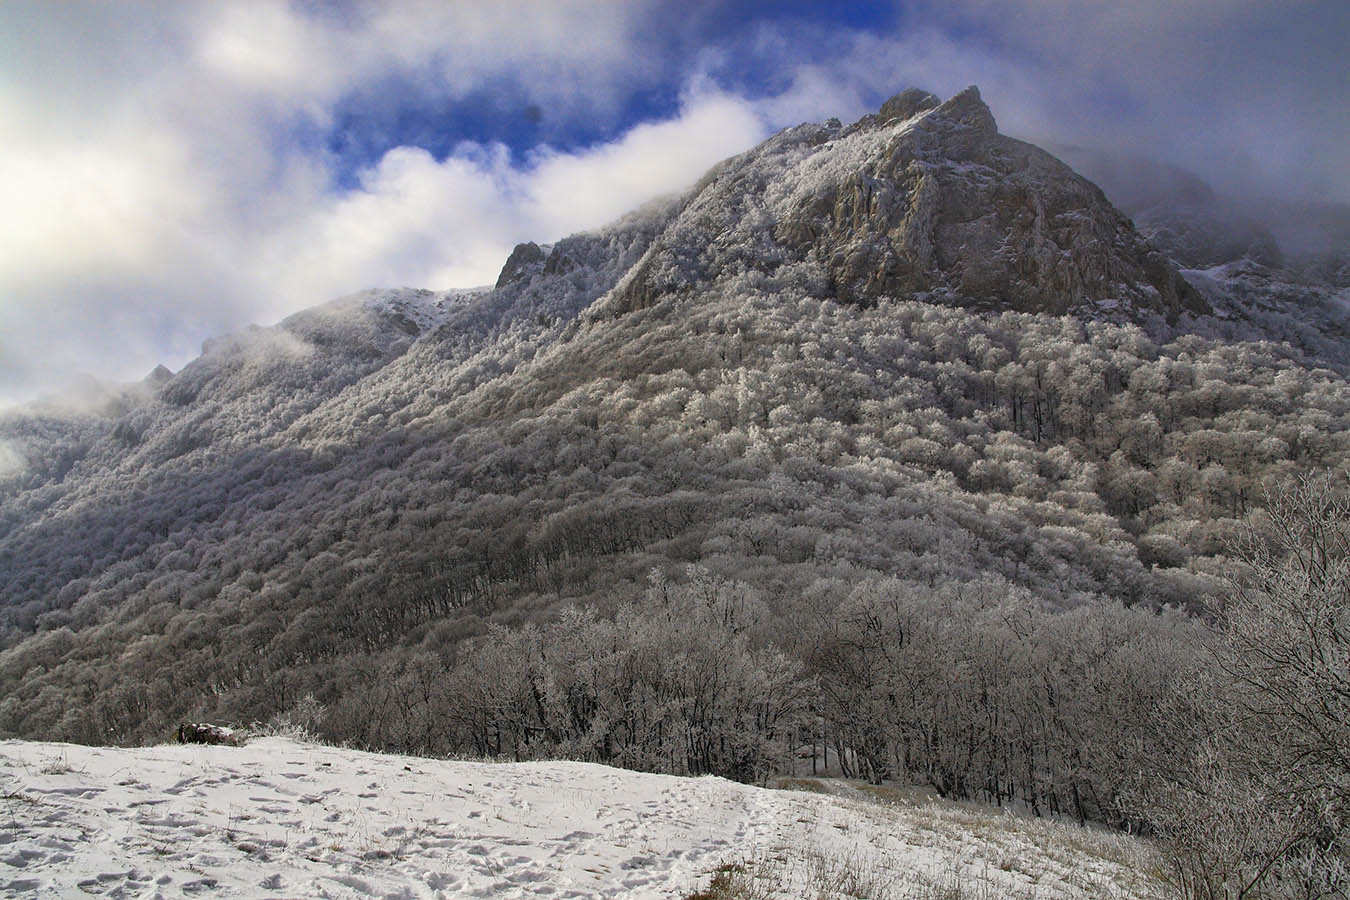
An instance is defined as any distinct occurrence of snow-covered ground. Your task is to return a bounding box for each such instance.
[0,737,1164,899]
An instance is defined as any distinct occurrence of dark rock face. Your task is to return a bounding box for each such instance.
[606,86,1207,321]
[496,241,548,288]
[176,723,240,746]
[146,364,174,385]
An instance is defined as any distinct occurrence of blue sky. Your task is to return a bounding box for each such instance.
[0,0,1345,409]
[318,0,904,184]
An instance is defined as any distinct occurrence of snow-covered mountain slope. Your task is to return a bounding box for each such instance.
[0,737,1164,899]
[1180,259,1350,363]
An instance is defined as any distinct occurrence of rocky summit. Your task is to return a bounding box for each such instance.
[602,86,1205,320]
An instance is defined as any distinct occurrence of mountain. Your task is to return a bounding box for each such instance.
[0,89,1346,840]
[1046,144,1285,269]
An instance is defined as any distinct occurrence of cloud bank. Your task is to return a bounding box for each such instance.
[0,0,1343,407]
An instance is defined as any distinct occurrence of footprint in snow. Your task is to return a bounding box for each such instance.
[127,798,167,808]
[560,830,597,841]
[424,872,463,891]
[0,848,44,868]
[180,876,219,893]
[329,874,373,893]
[3,879,41,895]
[504,866,547,884]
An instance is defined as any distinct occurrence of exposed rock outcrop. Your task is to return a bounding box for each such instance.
[603,86,1206,321]
[878,88,940,124]
[496,241,548,288]
[176,723,240,746]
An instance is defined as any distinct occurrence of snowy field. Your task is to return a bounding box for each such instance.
[0,737,1164,899]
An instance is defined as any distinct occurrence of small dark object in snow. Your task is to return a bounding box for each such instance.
[176,723,240,746]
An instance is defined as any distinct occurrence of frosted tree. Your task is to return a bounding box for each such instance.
[1140,473,1349,899]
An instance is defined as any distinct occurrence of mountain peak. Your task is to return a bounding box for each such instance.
[932,85,997,134]
[496,241,548,288]
[599,87,1204,321]
[877,88,941,124]
[869,85,994,135]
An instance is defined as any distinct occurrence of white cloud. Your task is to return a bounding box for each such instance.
[0,82,765,408]
[192,3,347,104]
[260,88,766,304]
[524,89,766,235]
[0,1,702,407]
[0,439,25,478]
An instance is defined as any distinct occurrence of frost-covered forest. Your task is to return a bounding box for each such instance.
[4,291,1345,737]
[1,89,1347,897]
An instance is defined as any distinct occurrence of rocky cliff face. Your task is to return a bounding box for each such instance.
[602,86,1206,321]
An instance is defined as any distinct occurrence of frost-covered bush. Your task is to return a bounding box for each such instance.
[1134,474,1349,899]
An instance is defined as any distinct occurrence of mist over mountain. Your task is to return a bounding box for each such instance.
[0,88,1347,891]
[1055,143,1350,276]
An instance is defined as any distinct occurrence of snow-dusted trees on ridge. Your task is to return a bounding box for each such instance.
[443,568,807,782]
[808,573,1202,822]
[0,282,1346,846]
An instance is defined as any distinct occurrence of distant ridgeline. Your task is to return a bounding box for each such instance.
[0,88,1347,880]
